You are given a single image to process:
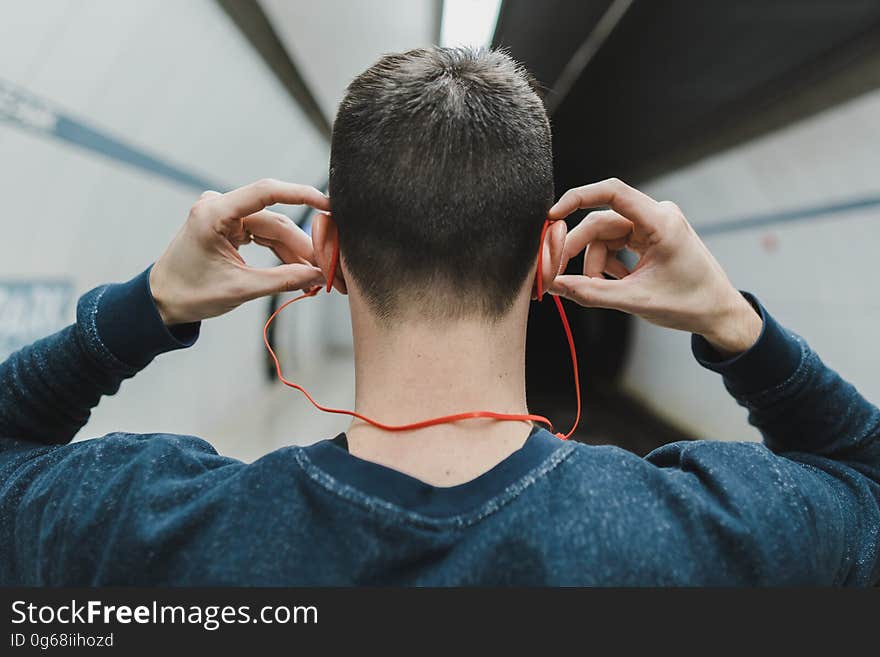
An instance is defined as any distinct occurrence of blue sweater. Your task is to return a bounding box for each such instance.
[1,269,878,586]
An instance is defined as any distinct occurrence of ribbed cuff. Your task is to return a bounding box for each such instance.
[691,292,802,398]
[94,266,200,368]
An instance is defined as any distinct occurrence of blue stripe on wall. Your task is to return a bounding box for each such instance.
[52,116,220,191]
[698,194,880,237]
[0,78,225,192]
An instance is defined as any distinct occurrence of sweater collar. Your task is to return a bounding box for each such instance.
[301,427,568,518]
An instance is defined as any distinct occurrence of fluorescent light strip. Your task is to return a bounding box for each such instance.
[440,0,503,48]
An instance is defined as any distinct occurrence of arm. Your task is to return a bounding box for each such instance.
[1,180,330,584]
[685,298,880,584]
[549,178,879,585]
[0,179,328,448]
[0,269,198,446]
[547,177,878,471]
[692,296,880,473]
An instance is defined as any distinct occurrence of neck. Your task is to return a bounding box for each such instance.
[345,293,533,486]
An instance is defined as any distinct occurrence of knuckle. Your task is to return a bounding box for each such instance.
[659,200,681,214]
[253,178,279,198]
[189,198,211,218]
[604,178,628,204]
[562,188,581,205]
[658,200,688,231]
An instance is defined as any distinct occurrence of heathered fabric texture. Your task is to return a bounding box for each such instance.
[0,268,878,585]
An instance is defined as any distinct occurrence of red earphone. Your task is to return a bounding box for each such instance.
[263,218,581,440]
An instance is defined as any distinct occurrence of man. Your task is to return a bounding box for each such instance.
[1,48,878,585]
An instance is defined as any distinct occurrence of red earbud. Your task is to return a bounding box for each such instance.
[326,239,340,293]
[535,218,552,301]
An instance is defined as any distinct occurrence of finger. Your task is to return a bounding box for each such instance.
[213,179,330,225]
[251,236,313,266]
[549,178,663,234]
[548,220,567,276]
[583,241,608,278]
[240,263,326,302]
[562,209,633,264]
[243,210,316,264]
[603,255,631,280]
[549,274,636,312]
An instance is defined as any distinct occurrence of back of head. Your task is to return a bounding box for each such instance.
[329,47,553,322]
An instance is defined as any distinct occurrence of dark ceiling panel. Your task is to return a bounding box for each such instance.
[496,0,880,190]
[492,0,612,97]
[557,0,880,187]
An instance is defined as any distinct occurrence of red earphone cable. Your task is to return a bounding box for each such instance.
[535,218,581,439]
[262,219,581,440]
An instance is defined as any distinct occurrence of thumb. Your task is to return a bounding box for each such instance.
[241,263,325,301]
[548,274,635,312]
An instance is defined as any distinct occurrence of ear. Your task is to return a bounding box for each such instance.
[311,213,347,294]
[534,220,567,300]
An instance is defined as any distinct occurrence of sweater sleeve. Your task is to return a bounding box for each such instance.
[648,294,879,585]
[0,267,200,447]
[691,293,880,478]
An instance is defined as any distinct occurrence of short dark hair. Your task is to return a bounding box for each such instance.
[329,47,553,321]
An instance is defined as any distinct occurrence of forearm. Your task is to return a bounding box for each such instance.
[694,294,880,470]
[0,268,199,446]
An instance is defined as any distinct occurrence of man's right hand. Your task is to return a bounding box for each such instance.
[149,179,328,326]
[548,178,762,358]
